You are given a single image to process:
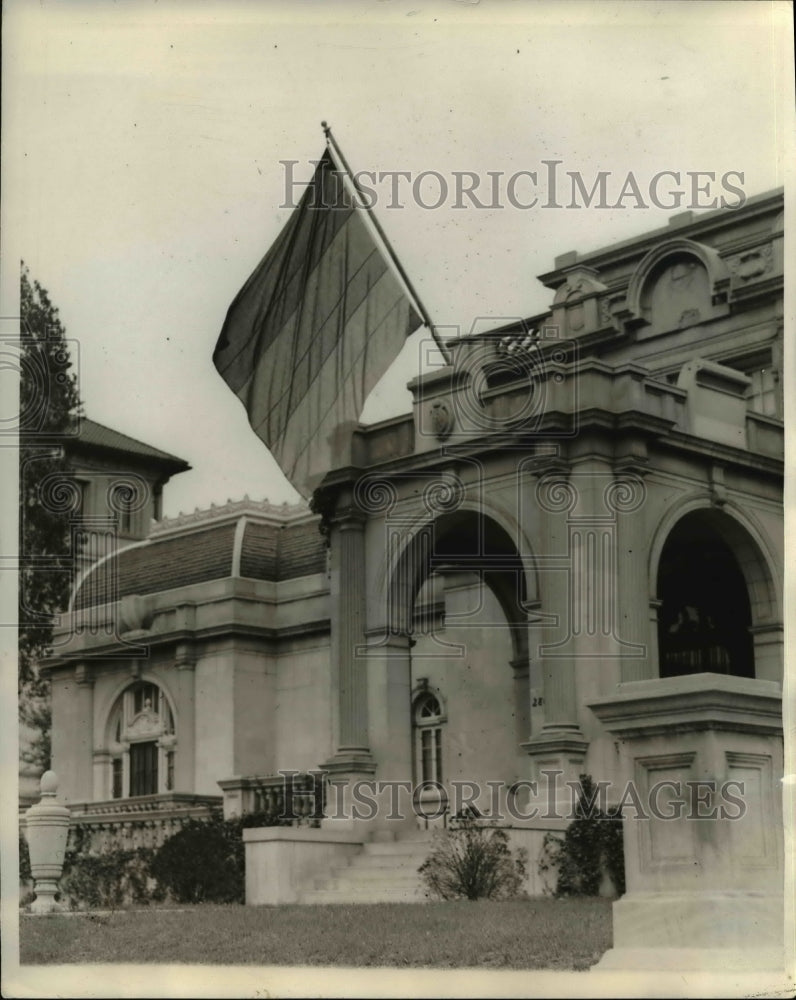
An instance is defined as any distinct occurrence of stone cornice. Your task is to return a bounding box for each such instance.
[40,617,331,670]
[536,188,783,287]
[588,674,783,738]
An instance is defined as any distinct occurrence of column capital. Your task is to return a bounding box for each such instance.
[331,505,368,531]
[74,663,94,687]
[174,641,196,670]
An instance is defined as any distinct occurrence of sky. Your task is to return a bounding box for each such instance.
[1,0,791,519]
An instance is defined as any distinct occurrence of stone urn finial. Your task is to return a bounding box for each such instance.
[24,770,71,914]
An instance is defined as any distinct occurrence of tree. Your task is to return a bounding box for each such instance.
[18,263,83,772]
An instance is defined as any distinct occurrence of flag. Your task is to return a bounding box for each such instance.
[213,148,422,498]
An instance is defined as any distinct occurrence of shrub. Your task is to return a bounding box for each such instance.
[149,814,244,904]
[418,808,528,901]
[59,848,158,910]
[148,809,290,904]
[538,774,625,897]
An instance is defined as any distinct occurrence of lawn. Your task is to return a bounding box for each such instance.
[19,898,612,971]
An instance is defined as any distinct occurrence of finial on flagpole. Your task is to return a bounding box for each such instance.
[321,120,331,139]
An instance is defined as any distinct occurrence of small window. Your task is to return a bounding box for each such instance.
[132,682,159,718]
[746,367,778,417]
[414,691,445,785]
[417,692,442,720]
[719,351,782,419]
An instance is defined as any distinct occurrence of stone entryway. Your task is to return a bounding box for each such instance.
[299,830,432,903]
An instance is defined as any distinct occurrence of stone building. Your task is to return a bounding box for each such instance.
[19,419,189,810]
[42,188,785,966]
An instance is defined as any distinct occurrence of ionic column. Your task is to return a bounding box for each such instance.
[322,504,375,781]
[522,466,588,781]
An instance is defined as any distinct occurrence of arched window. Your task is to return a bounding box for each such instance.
[106,680,177,799]
[413,690,445,785]
[657,516,754,678]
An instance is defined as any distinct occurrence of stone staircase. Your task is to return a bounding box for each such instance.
[299,830,433,903]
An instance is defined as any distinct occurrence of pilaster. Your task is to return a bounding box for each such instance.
[173,641,196,793]
[74,663,95,802]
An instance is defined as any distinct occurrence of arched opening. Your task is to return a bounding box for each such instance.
[105,679,177,799]
[390,509,534,810]
[391,509,532,652]
[655,509,778,679]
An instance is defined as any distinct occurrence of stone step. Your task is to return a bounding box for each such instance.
[300,832,433,904]
[342,854,429,870]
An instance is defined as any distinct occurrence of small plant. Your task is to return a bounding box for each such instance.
[418,808,528,901]
[537,774,625,897]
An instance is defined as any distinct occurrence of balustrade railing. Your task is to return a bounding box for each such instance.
[219,772,325,826]
[64,793,223,853]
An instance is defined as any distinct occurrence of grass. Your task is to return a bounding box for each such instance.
[19,898,612,970]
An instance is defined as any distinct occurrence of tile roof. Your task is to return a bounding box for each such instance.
[73,508,326,610]
[68,418,190,471]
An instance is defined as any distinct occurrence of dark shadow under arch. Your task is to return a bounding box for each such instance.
[655,508,779,680]
[390,509,532,665]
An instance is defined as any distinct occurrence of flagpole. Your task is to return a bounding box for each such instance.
[321,121,452,366]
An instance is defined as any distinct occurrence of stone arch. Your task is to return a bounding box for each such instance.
[648,497,782,681]
[386,505,537,666]
[626,238,732,333]
[98,672,180,799]
[98,670,178,744]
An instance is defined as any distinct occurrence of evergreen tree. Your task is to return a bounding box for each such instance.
[18,263,82,772]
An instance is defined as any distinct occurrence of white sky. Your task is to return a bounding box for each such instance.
[1,0,791,518]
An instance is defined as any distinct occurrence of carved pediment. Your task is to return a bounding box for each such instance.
[126,707,162,740]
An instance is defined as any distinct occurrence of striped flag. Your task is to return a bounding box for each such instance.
[213,148,422,498]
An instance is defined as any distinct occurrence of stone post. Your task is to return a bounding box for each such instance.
[589,675,784,971]
[24,771,71,914]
